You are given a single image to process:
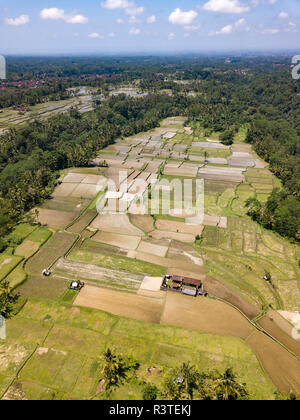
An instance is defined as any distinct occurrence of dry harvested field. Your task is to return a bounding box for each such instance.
[67,210,97,234]
[74,285,164,323]
[161,293,254,339]
[193,142,229,149]
[228,152,255,167]
[91,213,144,236]
[139,276,163,292]
[70,184,101,199]
[93,231,141,250]
[137,240,169,257]
[198,166,245,182]
[26,232,77,275]
[155,219,204,235]
[167,241,204,266]
[36,208,77,230]
[257,315,300,358]
[150,229,195,243]
[130,214,154,232]
[247,331,300,394]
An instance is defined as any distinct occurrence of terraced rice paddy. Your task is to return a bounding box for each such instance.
[1,116,299,399]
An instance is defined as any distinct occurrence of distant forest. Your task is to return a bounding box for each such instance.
[0,55,299,242]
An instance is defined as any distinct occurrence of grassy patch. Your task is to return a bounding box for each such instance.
[68,249,166,276]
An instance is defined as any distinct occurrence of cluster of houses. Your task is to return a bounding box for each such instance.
[161,274,208,298]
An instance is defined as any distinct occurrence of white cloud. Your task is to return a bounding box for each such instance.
[5,14,30,26]
[129,27,141,35]
[101,0,134,9]
[168,32,176,40]
[125,6,144,15]
[235,18,246,27]
[108,32,115,37]
[203,0,250,14]
[88,32,104,38]
[147,15,156,23]
[169,8,198,26]
[184,25,199,31]
[40,8,65,20]
[117,18,124,23]
[65,14,88,24]
[216,24,233,34]
[279,11,289,19]
[40,8,88,24]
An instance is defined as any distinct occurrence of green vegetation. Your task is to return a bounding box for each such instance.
[0,299,276,400]
[68,249,166,277]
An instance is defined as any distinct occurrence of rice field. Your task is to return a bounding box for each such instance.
[6,117,300,399]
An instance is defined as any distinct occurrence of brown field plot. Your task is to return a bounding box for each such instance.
[93,231,141,250]
[36,209,77,230]
[74,285,164,323]
[91,213,144,236]
[26,232,77,275]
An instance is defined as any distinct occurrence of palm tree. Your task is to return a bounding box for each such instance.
[101,348,127,390]
[214,368,248,400]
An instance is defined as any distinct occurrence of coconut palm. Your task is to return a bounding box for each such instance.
[214,368,248,400]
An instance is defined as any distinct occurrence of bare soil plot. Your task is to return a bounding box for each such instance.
[161,293,254,339]
[122,160,145,170]
[41,197,89,213]
[163,132,177,139]
[93,232,141,250]
[70,184,100,199]
[74,285,164,323]
[228,152,255,167]
[188,155,205,162]
[257,314,300,359]
[247,331,300,394]
[207,157,228,165]
[167,241,203,266]
[62,173,87,183]
[193,142,229,149]
[137,241,169,257]
[155,219,204,235]
[52,183,78,197]
[139,276,163,292]
[81,175,106,185]
[26,232,77,275]
[198,166,245,182]
[36,208,77,230]
[91,213,144,236]
[67,210,98,234]
[164,166,197,177]
[54,258,143,290]
[130,215,154,233]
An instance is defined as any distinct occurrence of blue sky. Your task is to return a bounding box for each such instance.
[0,0,299,54]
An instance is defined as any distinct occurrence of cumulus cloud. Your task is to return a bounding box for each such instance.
[40,8,88,24]
[279,11,289,19]
[88,32,104,38]
[235,18,246,27]
[216,24,233,34]
[5,14,30,26]
[147,15,156,23]
[101,0,133,9]
[203,0,250,14]
[169,8,198,26]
